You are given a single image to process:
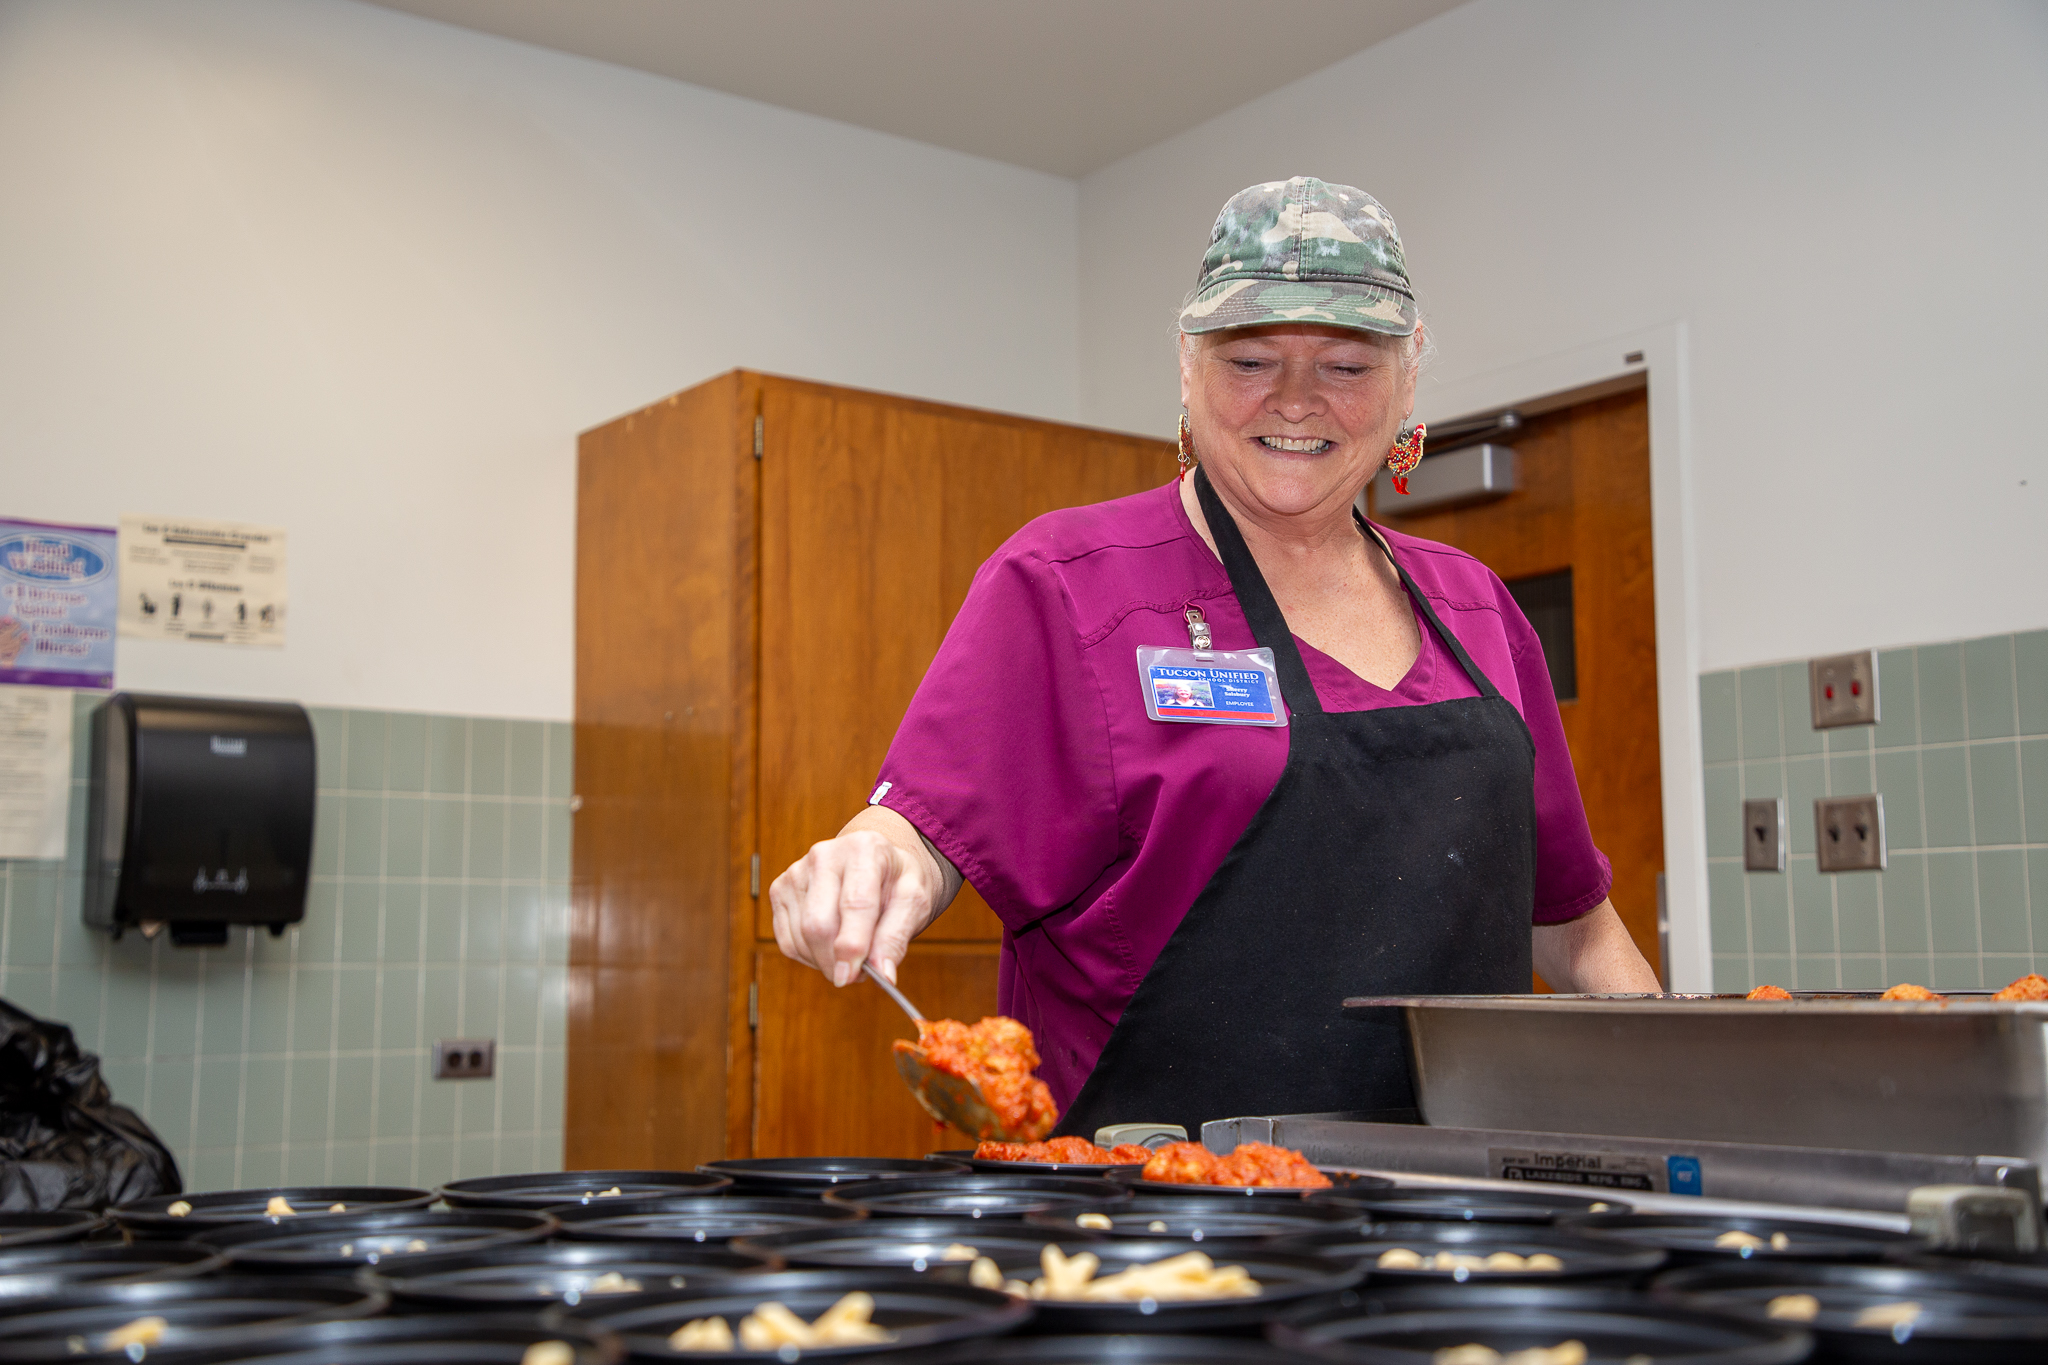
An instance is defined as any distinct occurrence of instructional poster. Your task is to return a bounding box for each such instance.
[0,516,118,689]
[0,685,72,859]
[118,515,287,647]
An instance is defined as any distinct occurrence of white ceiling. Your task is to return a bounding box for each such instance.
[361,0,1467,178]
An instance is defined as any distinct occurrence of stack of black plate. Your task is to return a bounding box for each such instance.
[439,1171,732,1211]
[112,1187,436,1240]
[370,1241,776,1313]
[149,1316,624,1365]
[1274,1284,1812,1364]
[825,1175,1130,1220]
[1655,1260,2048,1363]
[931,1148,1150,1177]
[549,1268,1030,1358]
[1307,1185,1627,1224]
[1560,1210,1923,1266]
[0,1277,385,1362]
[701,1157,969,1195]
[1011,1240,1362,1336]
[553,1196,864,1244]
[1274,1221,1666,1287]
[196,1210,556,1273]
[1111,1170,1390,1202]
[901,1336,1308,1363]
[0,1210,106,1249]
[0,1241,225,1299]
[1027,1197,1362,1250]
[733,1218,1093,1278]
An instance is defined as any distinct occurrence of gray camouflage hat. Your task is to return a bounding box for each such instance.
[1178,176,1417,337]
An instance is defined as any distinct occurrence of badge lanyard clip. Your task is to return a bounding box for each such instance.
[1137,605,1286,728]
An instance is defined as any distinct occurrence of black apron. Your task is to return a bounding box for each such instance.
[1056,468,1537,1139]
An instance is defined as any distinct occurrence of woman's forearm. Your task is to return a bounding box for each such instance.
[1530,899,1662,993]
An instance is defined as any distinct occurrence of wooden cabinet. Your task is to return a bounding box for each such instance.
[568,371,1171,1167]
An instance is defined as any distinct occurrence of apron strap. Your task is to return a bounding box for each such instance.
[1192,467,1323,717]
[1355,510,1508,704]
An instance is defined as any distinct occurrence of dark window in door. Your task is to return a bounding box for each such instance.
[1504,568,1576,702]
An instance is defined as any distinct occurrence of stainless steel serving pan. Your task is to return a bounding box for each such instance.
[1343,992,2048,1170]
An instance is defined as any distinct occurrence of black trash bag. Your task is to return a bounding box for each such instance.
[0,996,180,1211]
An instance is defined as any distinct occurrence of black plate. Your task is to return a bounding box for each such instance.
[1561,1210,1922,1265]
[903,1335,1311,1364]
[146,1315,624,1365]
[1273,1283,1811,1364]
[370,1241,777,1312]
[196,1209,556,1272]
[1007,1240,1363,1336]
[1655,1261,2048,1363]
[440,1170,734,1211]
[1307,1185,1629,1224]
[733,1219,1099,1276]
[554,1196,865,1244]
[1113,1170,1392,1202]
[930,1148,1149,1177]
[1271,1223,1666,1286]
[825,1175,1131,1220]
[0,1209,109,1248]
[700,1158,971,1195]
[113,1186,436,1237]
[1025,1197,1363,1249]
[0,1241,226,1299]
[0,1276,384,1362]
[551,1267,1031,1359]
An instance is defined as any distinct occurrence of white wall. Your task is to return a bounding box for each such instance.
[1076,0,2048,672]
[0,0,1081,720]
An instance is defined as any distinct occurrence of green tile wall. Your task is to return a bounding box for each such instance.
[1701,629,2048,993]
[0,694,570,1193]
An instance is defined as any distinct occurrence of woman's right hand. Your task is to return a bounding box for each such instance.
[769,805,962,987]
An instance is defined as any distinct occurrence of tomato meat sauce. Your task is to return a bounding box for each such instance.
[897,1015,1058,1141]
[1141,1140,1331,1188]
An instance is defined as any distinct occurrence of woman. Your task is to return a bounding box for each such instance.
[770,177,1659,1138]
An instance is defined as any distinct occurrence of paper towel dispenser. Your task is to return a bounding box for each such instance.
[85,693,316,947]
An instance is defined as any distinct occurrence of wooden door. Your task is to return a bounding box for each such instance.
[569,375,753,1170]
[1372,385,1663,978]
[753,377,1170,1156]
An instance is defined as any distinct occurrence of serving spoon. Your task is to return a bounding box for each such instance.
[861,962,1013,1141]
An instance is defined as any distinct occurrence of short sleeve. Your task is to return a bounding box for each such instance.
[873,548,1122,928]
[1503,606,1614,924]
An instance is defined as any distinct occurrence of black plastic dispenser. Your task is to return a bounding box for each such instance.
[84,693,316,946]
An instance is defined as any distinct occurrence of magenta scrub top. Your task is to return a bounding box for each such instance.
[872,480,1612,1110]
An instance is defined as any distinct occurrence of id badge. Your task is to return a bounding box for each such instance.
[1136,645,1287,726]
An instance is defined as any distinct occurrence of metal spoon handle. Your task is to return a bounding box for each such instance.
[862,961,926,1024]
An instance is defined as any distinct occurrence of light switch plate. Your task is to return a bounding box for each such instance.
[432,1038,496,1080]
[1815,795,1887,872]
[1810,650,1879,729]
[1743,798,1786,872]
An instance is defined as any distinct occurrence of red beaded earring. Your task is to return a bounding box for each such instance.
[1387,422,1427,494]
[1177,412,1196,480]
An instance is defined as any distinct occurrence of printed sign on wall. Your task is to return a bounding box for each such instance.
[0,516,118,689]
[118,515,287,647]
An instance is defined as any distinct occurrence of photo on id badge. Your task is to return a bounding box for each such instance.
[1136,645,1286,727]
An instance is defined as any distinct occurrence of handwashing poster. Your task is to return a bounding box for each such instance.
[0,516,118,689]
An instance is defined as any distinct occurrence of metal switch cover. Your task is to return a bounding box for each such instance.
[1743,798,1786,872]
[1815,794,1887,872]
[1810,650,1880,729]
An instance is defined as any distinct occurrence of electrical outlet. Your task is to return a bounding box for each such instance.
[1743,798,1786,872]
[1814,795,1886,872]
[432,1038,496,1080]
[1810,650,1879,729]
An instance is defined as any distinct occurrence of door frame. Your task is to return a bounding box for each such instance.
[1411,322,1709,991]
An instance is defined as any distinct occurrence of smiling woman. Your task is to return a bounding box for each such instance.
[769,177,1657,1139]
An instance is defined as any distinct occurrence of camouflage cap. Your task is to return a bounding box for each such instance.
[1178,176,1417,337]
